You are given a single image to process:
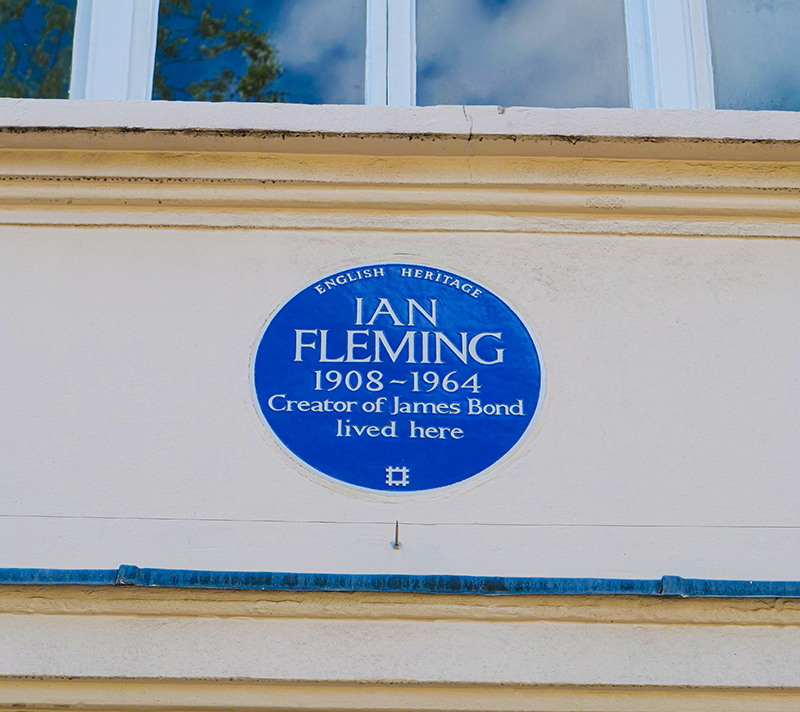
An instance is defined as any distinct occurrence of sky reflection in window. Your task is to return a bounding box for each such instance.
[707,0,800,112]
[0,0,76,99]
[416,0,629,108]
[155,0,365,104]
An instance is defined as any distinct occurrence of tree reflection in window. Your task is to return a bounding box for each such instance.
[155,0,366,104]
[154,0,285,102]
[0,0,76,99]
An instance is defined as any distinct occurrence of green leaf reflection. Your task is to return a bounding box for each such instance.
[154,0,285,102]
[0,0,75,99]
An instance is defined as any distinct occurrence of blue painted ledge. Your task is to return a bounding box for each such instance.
[0,566,799,597]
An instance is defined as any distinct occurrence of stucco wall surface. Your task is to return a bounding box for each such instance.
[0,101,798,582]
[3,612,800,686]
[2,225,798,578]
[1,589,800,706]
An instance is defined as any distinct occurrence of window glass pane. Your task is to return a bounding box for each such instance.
[707,0,800,111]
[416,0,629,108]
[155,0,366,104]
[0,0,77,98]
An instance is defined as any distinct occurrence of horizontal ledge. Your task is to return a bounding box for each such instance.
[3,678,800,712]
[3,184,800,219]
[2,101,800,160]
[1,212,799,237]
[1,566,800,598]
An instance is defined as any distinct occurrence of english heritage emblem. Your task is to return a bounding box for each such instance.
[252,263,544,493]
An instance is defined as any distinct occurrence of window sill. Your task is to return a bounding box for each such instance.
[1,99,799,160]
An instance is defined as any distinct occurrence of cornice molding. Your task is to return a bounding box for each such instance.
[0,149,797,235]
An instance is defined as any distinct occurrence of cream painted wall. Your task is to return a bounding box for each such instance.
[0,101,798,581]
[1,228,799,579]
[2,100,800,712]
[5,611,800,685]
[2,589,800,710]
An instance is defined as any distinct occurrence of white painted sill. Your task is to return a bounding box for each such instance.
[0,99,799,160]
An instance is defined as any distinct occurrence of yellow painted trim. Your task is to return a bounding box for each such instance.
[2,677,800,712]
[0,149,798,236]
[1,586,799,625]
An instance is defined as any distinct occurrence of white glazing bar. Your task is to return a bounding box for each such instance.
[386,0,416,107]
[624,0,656,109]
[128,0,161,101]
[687,0,715,110]
[365,0,388,105]
[68,0,93,99]
[623,0,714,109]
[69,0,160,100]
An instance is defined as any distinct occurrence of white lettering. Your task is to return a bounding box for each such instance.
[367,298,404,326]
[435,332,469,364]
[346,330,372,362]
[468,332,504,365]
[294,330,317,361]
[374,330,416,363]
[407,299,437,327]
[268,394,287,410]
[320,329,345,362]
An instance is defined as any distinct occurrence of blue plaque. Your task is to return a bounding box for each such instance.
[252,264,544,492]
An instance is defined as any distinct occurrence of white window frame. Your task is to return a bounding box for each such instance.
[70,0,160,101]
[69,0,714,110]
[625,0,715,109]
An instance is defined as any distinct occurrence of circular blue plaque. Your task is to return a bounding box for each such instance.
[252,264,544,493]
